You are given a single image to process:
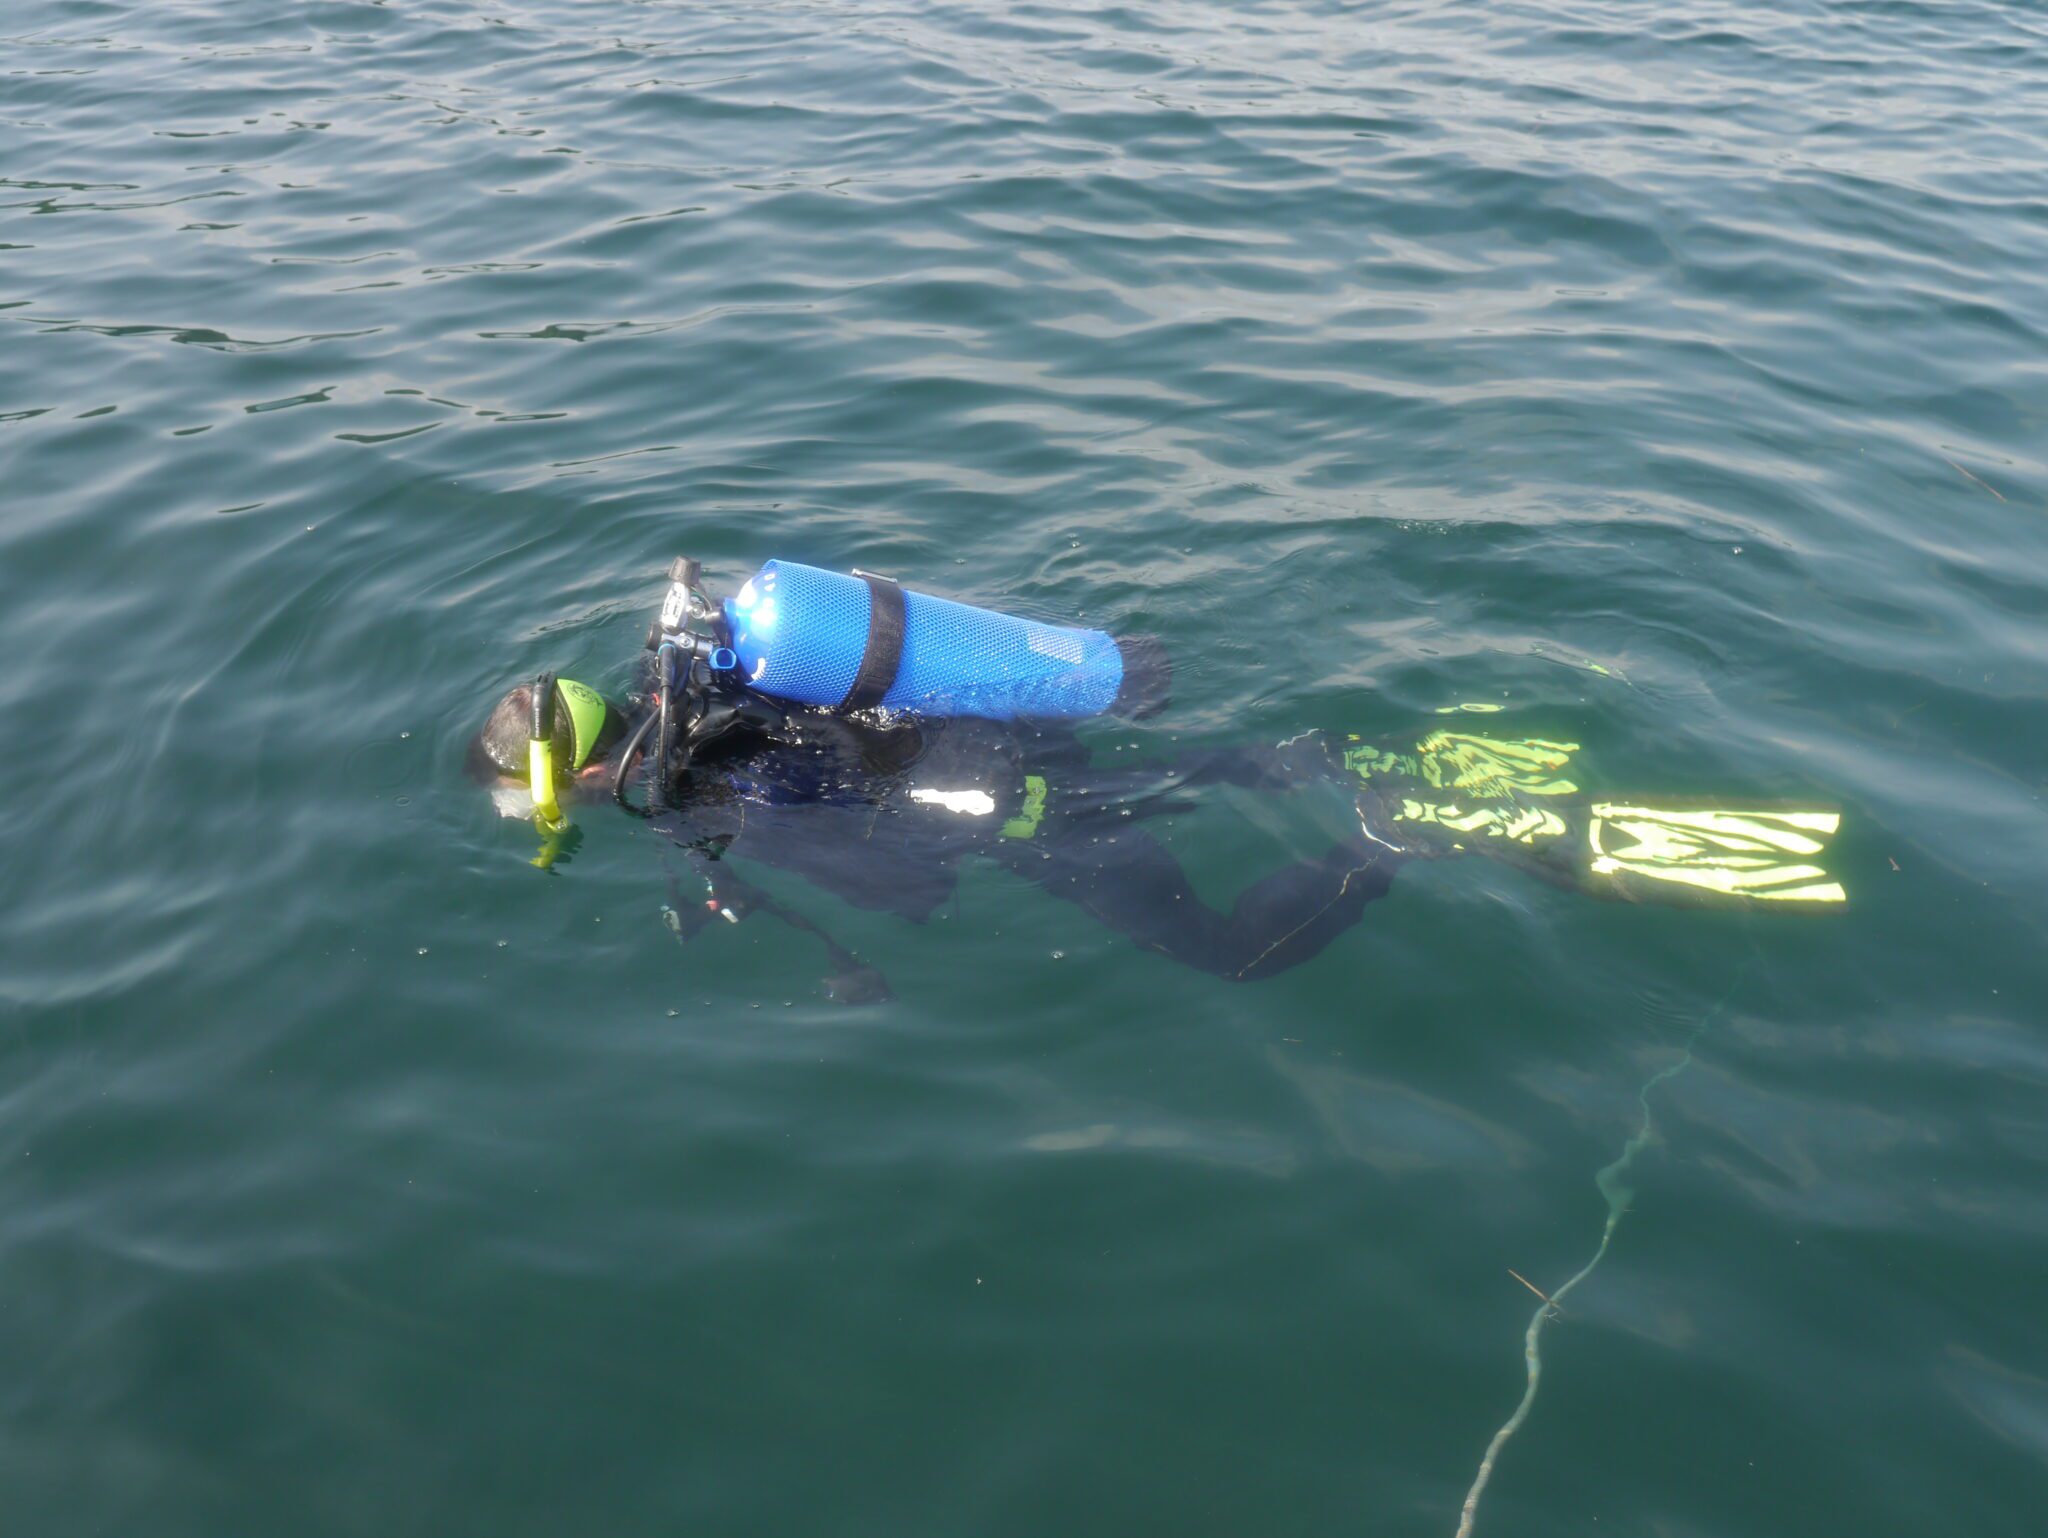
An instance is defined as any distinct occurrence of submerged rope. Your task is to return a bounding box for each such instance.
[1453,962,1752,1538]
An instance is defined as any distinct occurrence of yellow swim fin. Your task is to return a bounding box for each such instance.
[1348,727,1582,849]
[1413,729,1581,798]
[1393,797,1569,847]
[1587,804,1846,905]
[1345,728,1581,798]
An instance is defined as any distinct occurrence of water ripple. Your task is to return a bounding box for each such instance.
[4,1,2048,1534]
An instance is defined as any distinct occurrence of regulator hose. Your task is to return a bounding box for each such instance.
[610,709,659,819]
[653,653,676,816]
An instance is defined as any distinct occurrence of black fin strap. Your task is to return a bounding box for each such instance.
[841,574,905,711]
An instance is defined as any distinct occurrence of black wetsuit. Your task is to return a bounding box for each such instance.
[646,695,1402,995]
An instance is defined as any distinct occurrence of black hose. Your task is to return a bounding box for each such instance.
[653,665,674,815]
[610,709,658,818]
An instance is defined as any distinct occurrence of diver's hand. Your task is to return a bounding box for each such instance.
[659,896,720,943]
[664,855,892,1003]
[823,963,893,1006]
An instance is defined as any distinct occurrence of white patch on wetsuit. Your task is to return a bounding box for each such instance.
[910,787,997,817]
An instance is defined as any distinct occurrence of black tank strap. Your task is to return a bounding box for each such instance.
[841,573,905,711]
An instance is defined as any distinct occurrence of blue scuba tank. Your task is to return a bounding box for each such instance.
[722,559,1166,721]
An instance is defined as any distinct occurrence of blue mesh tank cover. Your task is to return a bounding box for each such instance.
[723,559,1168,721]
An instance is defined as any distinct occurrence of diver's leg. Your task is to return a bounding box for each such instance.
[1340,729,1847,906]
[1001,825,1400,981]
[1053,734,1347,825]
[1150,734,1344,791]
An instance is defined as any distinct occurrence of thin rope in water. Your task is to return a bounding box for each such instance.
[1452,961,1753,1538]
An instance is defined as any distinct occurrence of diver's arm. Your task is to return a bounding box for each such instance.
[660,853,894,1005]
[684,689,919,767]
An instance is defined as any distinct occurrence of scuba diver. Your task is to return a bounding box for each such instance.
[470,559,1846,1002]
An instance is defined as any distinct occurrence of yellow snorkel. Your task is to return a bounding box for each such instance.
[525,673,616,864]
[529,671,564,831]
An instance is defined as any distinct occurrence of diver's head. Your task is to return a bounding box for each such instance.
[467,676,626,817]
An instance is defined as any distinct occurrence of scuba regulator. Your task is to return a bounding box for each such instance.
[612,557,749,818]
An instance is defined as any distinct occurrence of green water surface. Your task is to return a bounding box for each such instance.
[4,3,2046,1535]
